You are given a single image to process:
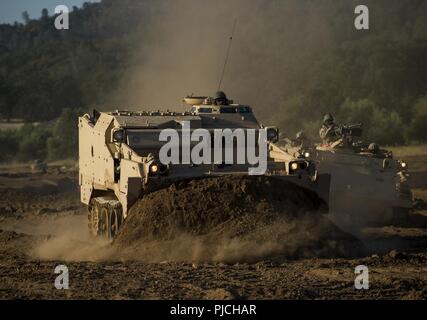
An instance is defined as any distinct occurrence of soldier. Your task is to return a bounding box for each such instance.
[214,91,229,105]
[319,113,341,144]
[368,142,380,155]
[367,142,391,158]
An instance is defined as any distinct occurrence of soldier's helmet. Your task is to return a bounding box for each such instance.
[295,131,306,140]
[215,91,226,99]
[323,113,334,125]
[368,143,380,153]
[214,91,228,105]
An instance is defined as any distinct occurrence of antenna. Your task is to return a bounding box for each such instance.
[217,19,237,92]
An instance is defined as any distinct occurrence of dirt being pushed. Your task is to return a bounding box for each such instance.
[114,176,365,263]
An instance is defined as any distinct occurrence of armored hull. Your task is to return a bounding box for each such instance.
[79,97,330,238]
[313,147,412,226]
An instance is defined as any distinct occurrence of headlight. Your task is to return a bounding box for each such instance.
[150,164,159,173]
[290,162,299,171]
[304,152,310,158]
[112,129,125,142]
[149,163,169,175]
[400,161,407,169]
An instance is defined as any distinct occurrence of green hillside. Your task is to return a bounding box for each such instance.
[0,0,426,161]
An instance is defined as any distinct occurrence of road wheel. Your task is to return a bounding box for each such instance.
[99,206,110,238]
[110,207,123,238]
[88,199,101,237]
[88,198,123,240]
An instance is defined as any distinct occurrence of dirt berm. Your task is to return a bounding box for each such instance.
[114,175,366,263]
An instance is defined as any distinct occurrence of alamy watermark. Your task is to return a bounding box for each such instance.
[158,121,268,175]
[54,5,69,30]
[354,265,369,290]
[51,4,369,31]
[355,5,369,30]
[54,264,69,289]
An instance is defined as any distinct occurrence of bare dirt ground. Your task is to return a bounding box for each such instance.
[0,153,427,300]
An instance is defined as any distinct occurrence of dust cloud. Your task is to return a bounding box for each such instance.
[110,0,336,118]
[112,216,365,264]
[30,175,365,263]
[30,216,362,264]
[29,215,114,262]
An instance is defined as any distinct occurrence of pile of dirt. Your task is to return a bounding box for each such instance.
[114,175,366,262]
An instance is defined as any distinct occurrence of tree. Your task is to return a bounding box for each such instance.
[17,124,52,161]
[47,108,80,160]
[407,95,427,143]
[0,78,19,122]
[339,98,404,145]
[21,11,30,24]
[41,8,49,20]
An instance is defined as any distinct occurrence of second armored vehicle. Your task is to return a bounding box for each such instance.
[278,124,412,226]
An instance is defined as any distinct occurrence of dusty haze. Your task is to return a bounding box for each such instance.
[110,0,338,118]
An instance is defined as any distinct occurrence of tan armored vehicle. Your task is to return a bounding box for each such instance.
[279,125,412,226]
[79,93,330,238]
